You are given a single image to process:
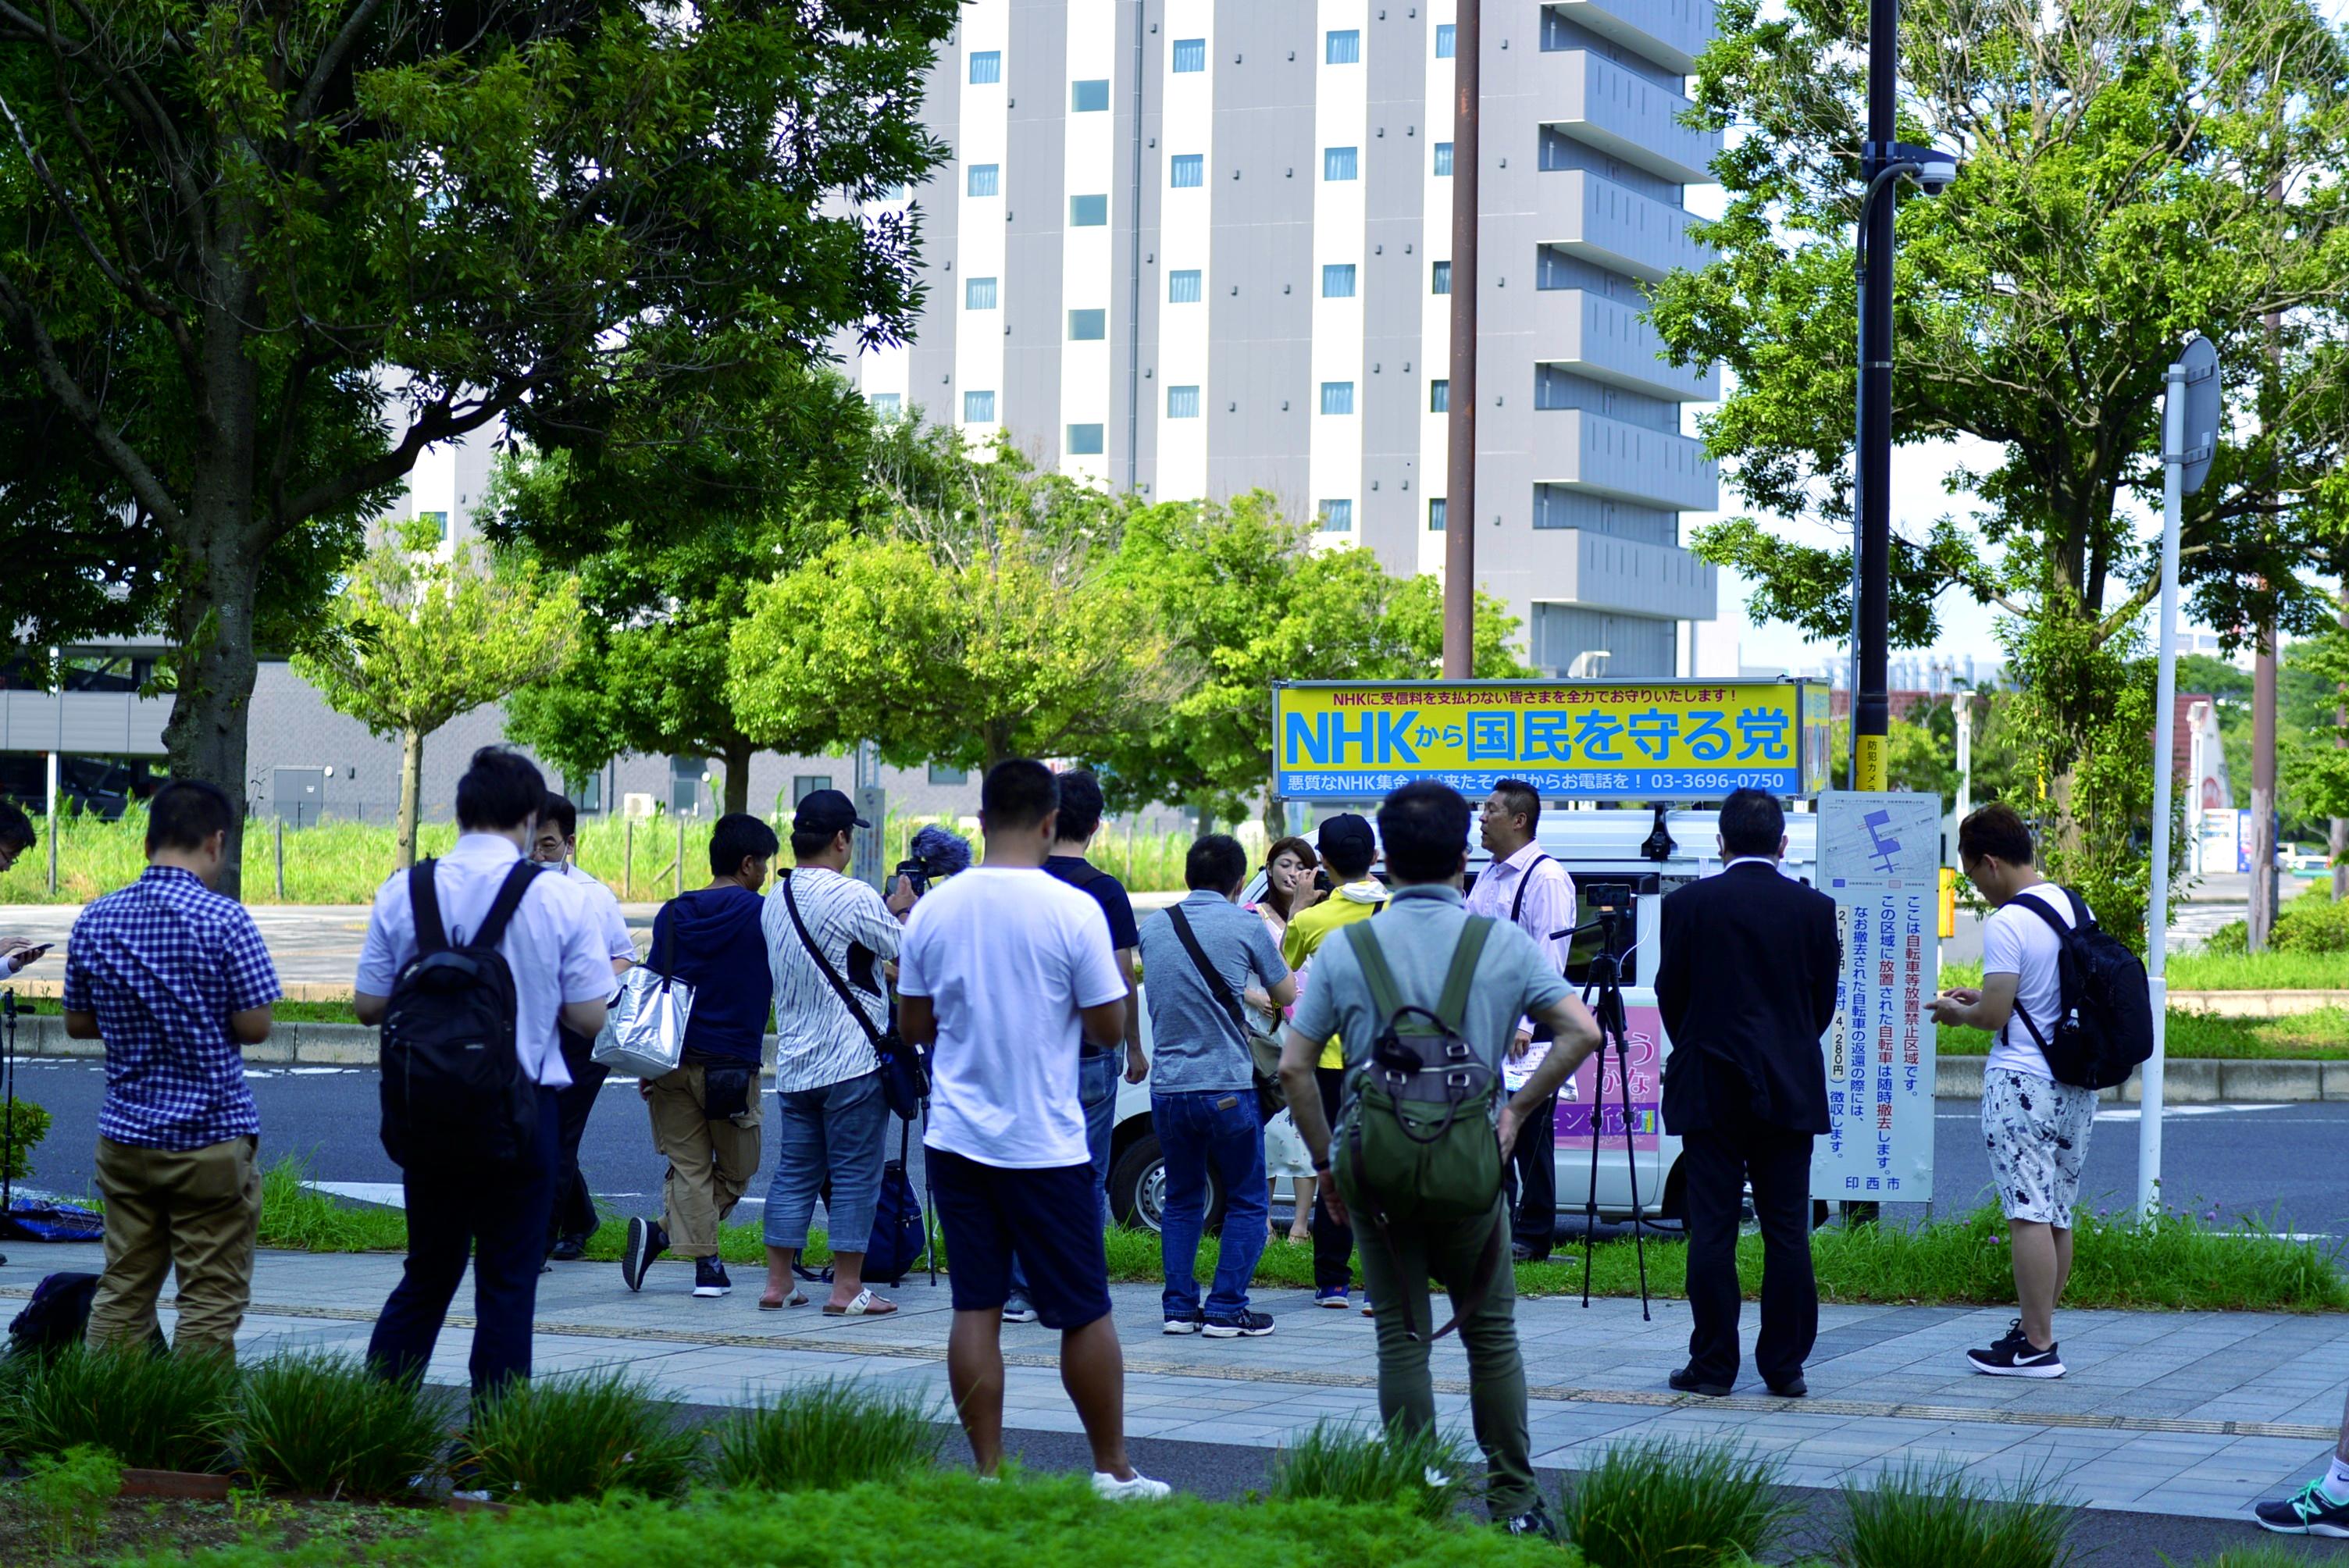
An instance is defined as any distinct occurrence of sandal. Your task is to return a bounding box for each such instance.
[758,1289,809,1311]
[823,1288,898,1317]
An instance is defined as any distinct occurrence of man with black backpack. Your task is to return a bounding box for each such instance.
[355,748,614,1404]
[1278,781,1602,1541]
[1930,802,2150,1381]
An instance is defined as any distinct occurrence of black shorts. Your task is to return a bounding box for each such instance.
[928,1147,1112,1331]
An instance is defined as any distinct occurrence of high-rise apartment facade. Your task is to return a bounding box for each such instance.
[851,0,1720,678]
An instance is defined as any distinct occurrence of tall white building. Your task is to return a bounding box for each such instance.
[853,0,1721,678]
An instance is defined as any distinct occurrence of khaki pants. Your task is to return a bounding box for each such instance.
[87,1134,261,1360]
[645,1065,762,1258]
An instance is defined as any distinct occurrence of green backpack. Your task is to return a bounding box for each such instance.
[1331,916,1509,1342]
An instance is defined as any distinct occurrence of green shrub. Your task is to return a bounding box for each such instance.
[2270,893,2349,955]
[2204,918,2251,956]
[23,1442,121,1552]
[1268,1419,1470,1522]
[256,1158,411,1253]
[0,1096,52,1183]
[466,1368,701,1502]
[1559,1438,1792,1567]
[237,1352,451,1497]
[9,1344,238,1471]
[711,1380,942,1493]
[1839,1462,2075,1568]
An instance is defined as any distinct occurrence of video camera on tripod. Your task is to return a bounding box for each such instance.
[1553,878,1655,1320]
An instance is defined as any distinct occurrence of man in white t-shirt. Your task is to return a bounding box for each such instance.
[531,793,636,1262]
[896,759,1168,1503]
[1928,802,2091,1380]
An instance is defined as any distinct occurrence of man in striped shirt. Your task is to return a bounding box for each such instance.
[757,789,919,1315]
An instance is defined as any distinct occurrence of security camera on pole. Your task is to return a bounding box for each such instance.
[2141,334,2219,1219]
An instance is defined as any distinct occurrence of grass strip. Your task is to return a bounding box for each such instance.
[1947,952,2349,992]
[1937,1006,2349,1060]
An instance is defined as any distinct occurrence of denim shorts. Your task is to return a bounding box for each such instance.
[929,1147,1112,1331]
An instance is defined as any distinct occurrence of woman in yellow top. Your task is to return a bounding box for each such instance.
[1247,836,1322,1242]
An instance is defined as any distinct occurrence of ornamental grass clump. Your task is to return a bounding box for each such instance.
[1558,1438,1792,1566]
[465,1368,701,1502]
[7,1343,239,1472]
[1268,1420,1470,1522]
[236,1352,451,1497]
[1839,1462,2076,1568]
[712,1380,943,1493]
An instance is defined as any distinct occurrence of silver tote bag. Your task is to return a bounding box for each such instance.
[592,903,693,1078]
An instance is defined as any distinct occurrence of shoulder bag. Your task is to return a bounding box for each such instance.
[1166,904,1289,1121]
[781,871,929,1121]
[593,901,693,1081]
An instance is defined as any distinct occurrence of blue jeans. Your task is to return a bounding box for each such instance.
[1154,1089,1269,1321]
[762,1070,889,1253]
[1010,1049,1119,1303]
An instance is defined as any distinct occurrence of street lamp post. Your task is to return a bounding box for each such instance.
[1441,0,1481,679]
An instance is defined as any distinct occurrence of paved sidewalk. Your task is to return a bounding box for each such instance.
[5,1242,2344,1527]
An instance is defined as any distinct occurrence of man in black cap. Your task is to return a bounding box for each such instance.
[1278,812,1384,1310]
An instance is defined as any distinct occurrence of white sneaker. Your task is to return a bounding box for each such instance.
[1092,1470,1173,1502]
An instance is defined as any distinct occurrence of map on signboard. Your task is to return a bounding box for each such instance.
[1819,791,1941,890]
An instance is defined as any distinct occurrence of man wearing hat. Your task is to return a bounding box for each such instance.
[1278,812,1385,1310]
[757,790,921,1314]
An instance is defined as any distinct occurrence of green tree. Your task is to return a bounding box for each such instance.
[1652,0,2349,941]
[0,0,956,890]
[727,430,1173,775]
[294,531,583,868]
[1099,494,1527,832]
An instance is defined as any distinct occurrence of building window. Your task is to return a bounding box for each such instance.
[1068,423,1105,455]
[793,775,835,804]
[1068,308,1107,340]
[927,763,970,786]
[1428,497,1447,532]
[1169,269,1203,303]
[1432,259,1452,294]
[418,510,450,542]
[968,50,1002,84]
[1070,193,1108,226]
[967,163,1000,197]
[1170,154,1204,188]
[1321,263,1357,298]
[1323,145,1358,181]
[868,391,903,417]
[965,276,998,309]
[1172,37,1207,73]
[1433,141,1454,176]
[1319,498,1354,531]
[1325,29,1360,64]
[1429,378,1449,412]
[1071,77,1110,112]
[565,773,605,813]
[1167,384,1201,419]
[1435,22,1456,58]
[963,390,997,422]
[1320,381,1355,415]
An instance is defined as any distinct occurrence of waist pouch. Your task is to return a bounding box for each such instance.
[703,1064,754,1123]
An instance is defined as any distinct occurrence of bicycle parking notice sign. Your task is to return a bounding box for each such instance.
[1272,679,1831,801]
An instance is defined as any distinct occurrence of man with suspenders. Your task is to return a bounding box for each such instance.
[1468,780,1577,1263]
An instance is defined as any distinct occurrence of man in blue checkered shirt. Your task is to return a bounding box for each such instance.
[64,779,280,1357]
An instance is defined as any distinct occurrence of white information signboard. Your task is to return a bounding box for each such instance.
[1816,791,1940,1203]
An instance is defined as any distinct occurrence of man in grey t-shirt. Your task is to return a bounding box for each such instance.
[1135,835,1294,1338]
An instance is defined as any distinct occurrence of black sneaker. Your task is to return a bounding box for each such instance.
[1202,1310,1274,1338]
[622,1217,667,1292]
[1966,1318,2064,1378]
[1163,1310,1204,1335]
[2258,1480,2349,1537]
[1501,1501,1564,1541]
[547,1235,587,1263]
[693,1257,732,1298]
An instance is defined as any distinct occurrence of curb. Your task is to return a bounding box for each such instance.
[1934,1055,2349,1103]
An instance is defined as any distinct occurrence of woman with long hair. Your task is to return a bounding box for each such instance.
[1248,836,1321,1242]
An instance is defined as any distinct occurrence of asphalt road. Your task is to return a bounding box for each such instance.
[11,1059,2349,1239]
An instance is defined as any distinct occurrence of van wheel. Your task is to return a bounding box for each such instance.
[1108,1134,1226,1234]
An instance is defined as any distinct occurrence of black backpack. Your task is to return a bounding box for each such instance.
[379,858,544,1169]
[2007,887,2155,1092]
[5,1271,99,1360]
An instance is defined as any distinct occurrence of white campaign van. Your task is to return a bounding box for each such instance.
[1105,807,1821,1235]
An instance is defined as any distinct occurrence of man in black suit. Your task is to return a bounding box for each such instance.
[1655,788,1841,1399]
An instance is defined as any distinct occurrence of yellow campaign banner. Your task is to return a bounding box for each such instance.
[1274,680,1832,800]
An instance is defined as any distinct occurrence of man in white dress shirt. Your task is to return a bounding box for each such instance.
[1468,779,1577,1263]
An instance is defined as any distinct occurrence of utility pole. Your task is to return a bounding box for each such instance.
[2249,287,2284,948]
[1852,0,1898,789]
[1441,0,1480,679]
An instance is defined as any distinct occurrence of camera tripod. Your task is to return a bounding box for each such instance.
[1553,907,1652,1320]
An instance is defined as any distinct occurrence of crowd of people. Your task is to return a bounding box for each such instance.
[29,749,2349,1540]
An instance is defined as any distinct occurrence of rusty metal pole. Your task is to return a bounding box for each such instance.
[1442,0,1480,679]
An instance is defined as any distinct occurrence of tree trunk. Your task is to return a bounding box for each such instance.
[159,545,264,899]
[720,738,754,817]
[397,726,426,869]
[2250,609,2279,950]
[1195,801,1217,838]
[2333,599,2347,903]
[1263,768,1289,843]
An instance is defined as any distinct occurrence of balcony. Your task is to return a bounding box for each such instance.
[1533,408,1720,512]
[1519,529,1717,622]
[1538,169,1709,283]
[1533,288,1718,402]
[1542,0,1716,77]
[1541,51,1719,187]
